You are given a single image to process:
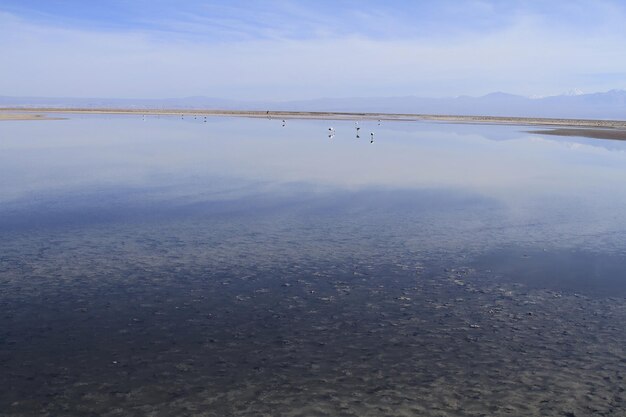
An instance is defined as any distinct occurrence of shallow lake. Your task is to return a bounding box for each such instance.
[1,114,625,416]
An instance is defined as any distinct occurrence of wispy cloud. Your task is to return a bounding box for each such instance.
[1,1,626,99]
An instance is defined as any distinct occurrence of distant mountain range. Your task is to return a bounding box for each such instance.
[2,90,626,120]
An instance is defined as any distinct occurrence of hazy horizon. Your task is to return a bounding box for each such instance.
[2,88,625,102]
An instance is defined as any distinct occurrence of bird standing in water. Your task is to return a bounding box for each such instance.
[370,132,374,143]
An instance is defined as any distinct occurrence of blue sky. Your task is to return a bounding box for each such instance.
[2,1,626,100]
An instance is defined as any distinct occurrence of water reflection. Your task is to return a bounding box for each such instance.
[0,114,625,416]
[3,115,626,259]
[2,115,626,275]
[3,115,626,199]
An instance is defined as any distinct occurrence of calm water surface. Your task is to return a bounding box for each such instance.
[1,115,625,416]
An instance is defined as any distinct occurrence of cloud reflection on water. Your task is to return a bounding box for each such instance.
[3,115,626,201]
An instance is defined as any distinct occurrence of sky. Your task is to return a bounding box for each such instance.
[1,0,626,100]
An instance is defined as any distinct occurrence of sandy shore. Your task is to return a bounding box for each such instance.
[528,127,626,140]
[0,112,63,121]
[3,107,626,128]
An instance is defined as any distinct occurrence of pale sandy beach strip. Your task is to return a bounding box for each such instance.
[0,112,64,121]
[2,107,626,127]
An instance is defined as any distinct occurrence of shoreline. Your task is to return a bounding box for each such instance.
[0,112,64,121]
[3,107,626,128]
[527,128,626,141]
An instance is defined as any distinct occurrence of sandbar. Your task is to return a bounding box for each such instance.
[528,127,626,141]
[0,112,63,121]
